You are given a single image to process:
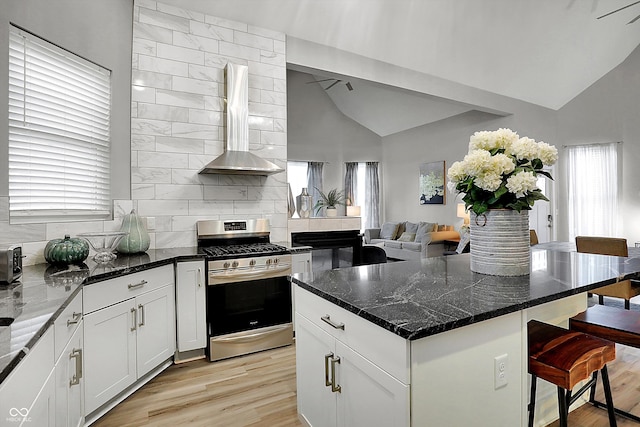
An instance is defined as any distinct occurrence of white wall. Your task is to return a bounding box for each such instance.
[382,105,557,228]
[556,43,640,243]
[287,69,382,215]
[0,0,133,265]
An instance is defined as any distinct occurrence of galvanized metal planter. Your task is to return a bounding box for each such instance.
[470,209,530,276]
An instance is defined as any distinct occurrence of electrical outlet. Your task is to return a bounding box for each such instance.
[494,354,508,389]
[146,217,156,230]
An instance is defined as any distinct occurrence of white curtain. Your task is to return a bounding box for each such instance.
[307,162,324,217]
[365,162,380,229]
[567,143,619,241]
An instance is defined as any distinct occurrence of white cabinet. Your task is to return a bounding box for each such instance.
[290,251,312,331]
[54,291,84,427]
[291,251,312,275]
[175,260,206,352]
[295,288,409,427]
[83,265,175,415]
[55,320,84,427]
[0,327,55,427]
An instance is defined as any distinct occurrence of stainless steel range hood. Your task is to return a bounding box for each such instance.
[199,63,283,176]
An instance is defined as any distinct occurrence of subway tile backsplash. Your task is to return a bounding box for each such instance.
[1,0,288,265]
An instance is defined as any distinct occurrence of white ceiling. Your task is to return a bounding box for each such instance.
[309,74,476,137]
[160,0,640,134]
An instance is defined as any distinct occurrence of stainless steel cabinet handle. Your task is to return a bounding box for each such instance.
[197,267,202,287]
[138,304,145,327]
[128,280,148,290]
[69,348,82,387]
[131,307,137,331]
[321,315,345,330]
[67,312,82,327]
[330,356,341,393]
[324,353,333,387]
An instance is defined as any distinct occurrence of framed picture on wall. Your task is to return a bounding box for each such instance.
[419,161,446,205]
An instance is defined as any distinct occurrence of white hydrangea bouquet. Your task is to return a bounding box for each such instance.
[448,128,558,215]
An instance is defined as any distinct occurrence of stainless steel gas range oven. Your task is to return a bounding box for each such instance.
[197,219,293,362]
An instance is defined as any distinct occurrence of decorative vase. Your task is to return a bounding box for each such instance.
[469,209,530,276]
[296,187,312,218]
[326,207,337,217]
[288,184,296,218]
[117,209,151,254]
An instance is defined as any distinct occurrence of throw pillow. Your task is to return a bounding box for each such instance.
[405,221,419,234]
[415,222,437,243]
[379,222,400,240]
[397,232,416,242]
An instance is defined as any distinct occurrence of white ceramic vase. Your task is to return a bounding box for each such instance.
[470,209,530,276]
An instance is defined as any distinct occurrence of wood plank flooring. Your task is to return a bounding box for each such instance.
[92,344,302,427]
[93,342,640,427]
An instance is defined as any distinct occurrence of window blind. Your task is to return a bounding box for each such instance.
[8,26,112,223]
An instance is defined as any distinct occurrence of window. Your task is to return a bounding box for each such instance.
[566,142,619,240]
[8,26,111,223]
[287,161,308,203]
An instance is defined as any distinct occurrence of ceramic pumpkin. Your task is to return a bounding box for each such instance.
[44,235,90,265]
[117,209,150,254]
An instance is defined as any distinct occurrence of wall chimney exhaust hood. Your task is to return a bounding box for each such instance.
[199,63,283,176]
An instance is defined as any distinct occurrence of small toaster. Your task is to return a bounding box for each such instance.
[0,245,23,283]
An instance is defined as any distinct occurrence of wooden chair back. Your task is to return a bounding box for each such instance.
[575,236,628,257]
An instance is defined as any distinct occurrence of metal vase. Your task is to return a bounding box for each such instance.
[470,209,530,276]
[296,187,312,218]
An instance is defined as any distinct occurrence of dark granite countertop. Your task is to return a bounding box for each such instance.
[290,248,640,341]
[0,247,203,384]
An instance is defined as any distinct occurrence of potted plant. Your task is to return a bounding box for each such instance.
[314,188,348,217]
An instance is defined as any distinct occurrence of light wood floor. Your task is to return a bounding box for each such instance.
[93,342,640,427]
[92,344,302,427]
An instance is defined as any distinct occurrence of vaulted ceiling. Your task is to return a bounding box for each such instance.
[161,0,640,135]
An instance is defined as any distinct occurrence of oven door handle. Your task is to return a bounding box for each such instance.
[212,324,291,344]
[208,264,291,284]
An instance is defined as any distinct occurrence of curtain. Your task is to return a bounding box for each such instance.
[344,162,358,207]
[365,162,380,229]
[307,162,324,217]
[567,143,619,241]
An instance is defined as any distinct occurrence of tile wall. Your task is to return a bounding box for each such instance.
[131,0,288,246]
[0,0,288,266]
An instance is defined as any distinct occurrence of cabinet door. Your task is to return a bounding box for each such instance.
[55,321,84,427]
[295,313,337,427]
[335,341,409,427]
[176,261,206,351]
[291,252,312,275]
[84,299,137,415]
[136,284,176,378]
[24,369,56,427]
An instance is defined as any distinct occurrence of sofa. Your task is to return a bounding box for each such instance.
[363,221,460,260]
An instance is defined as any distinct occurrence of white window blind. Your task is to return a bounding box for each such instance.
[8,26,111,223]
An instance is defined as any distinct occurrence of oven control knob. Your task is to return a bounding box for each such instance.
[223,262,230,269]
[232,261,239,268]
[273,258,279,265]
[266,259,272,265]
[249,260,256,267]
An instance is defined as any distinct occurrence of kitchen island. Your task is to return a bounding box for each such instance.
[290,248,640,427]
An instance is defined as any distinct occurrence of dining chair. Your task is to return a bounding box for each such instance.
[530,230,539,246]
[575,236,640,309]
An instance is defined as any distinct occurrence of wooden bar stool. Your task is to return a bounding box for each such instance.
[570,304,640,422]
[528,320,617,427]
